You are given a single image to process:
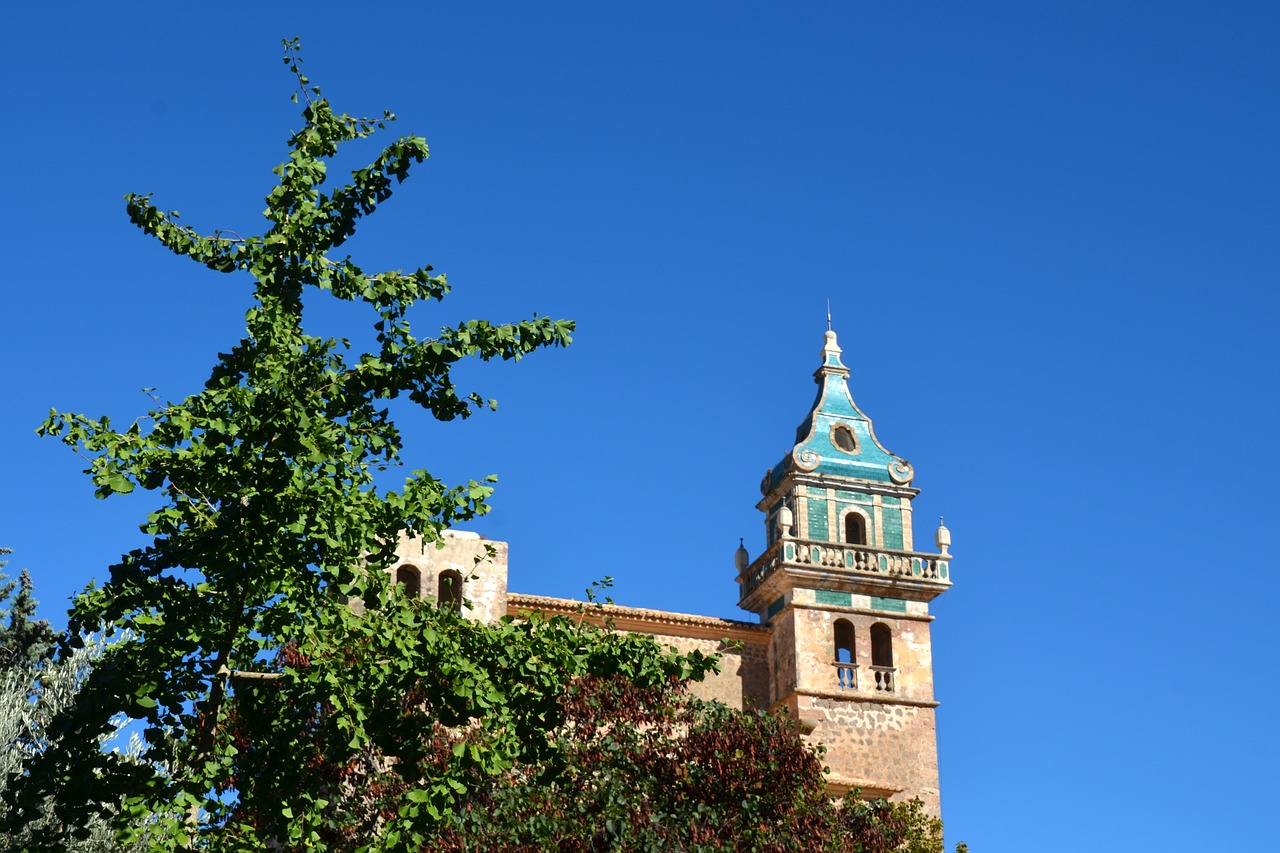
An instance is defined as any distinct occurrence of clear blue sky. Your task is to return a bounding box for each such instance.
[3,3,1277,850]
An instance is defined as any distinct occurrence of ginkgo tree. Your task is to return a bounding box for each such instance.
[3,41,713,852]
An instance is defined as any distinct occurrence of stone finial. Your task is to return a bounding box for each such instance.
[814,327,850,381]
[935,516,951,557]
[822,328,841,357]
[777,503,794,538]
[734,538,750,572]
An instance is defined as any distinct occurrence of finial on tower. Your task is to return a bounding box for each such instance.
[734,538,750,572]
[826,299,832,332]
[820,320,843,368]
[777,502,794,538]
[935,516,951,557]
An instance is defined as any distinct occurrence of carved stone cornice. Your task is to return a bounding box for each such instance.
[506,593,770,644]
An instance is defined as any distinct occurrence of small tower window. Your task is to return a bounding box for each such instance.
[844,513,867,546]
[395,565,421,598]
[870,622,895,693]
[438,569,463,612]
[833,618,856,689]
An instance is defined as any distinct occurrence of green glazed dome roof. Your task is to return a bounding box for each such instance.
[761,329,913,495]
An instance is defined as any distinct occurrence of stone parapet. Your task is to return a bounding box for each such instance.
[739,537,950,612]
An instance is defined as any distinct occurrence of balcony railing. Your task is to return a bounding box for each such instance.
[833,663,896,694]
[871,665,895,693]
[738,537,950,598]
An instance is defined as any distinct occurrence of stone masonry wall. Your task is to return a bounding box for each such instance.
[773,600,941,815]
[788,603,935,703]
[505,594,772,713]
[390,530,508,624]
[768,612,798,706]
[659,633,770,710]
[795,694,940,816]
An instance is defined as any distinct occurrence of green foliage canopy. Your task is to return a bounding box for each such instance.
[434,675,948,853]
[4,41,716,852]
[250,665,950,853]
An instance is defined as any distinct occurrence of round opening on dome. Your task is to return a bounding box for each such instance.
[832,424,858,454]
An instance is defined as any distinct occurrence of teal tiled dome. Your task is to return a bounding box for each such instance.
[761,330,912,495]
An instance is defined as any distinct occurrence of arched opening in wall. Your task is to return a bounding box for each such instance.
[438,569,463,612]
[870,622,895,693]
[833,618,856,689]
[395,565,421,599]
[844,512,867,546]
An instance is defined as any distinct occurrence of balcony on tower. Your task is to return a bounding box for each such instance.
[736,535,950,615]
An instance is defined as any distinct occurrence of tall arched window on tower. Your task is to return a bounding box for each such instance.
[395,565,421,599]
[438,569,463,612]
[844,512,867,546]
[870,622,895,693]
[833,618,857,689]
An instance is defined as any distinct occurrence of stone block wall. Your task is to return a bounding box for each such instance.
[768,611,798,705]
[786,602,935,704]
[791,694,940,816]
[660,632,770,709]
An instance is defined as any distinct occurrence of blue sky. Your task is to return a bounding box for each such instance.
[2,3,1278,850]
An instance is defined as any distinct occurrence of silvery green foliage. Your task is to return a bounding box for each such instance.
[0,638,152,852]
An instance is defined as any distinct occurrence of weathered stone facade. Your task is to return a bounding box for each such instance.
[389,529,508,624]
[387,329,952,817]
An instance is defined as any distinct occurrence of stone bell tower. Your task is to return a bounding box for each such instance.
[735,329,952,815]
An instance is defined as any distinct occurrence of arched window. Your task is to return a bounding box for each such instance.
[395,565,421,598]
[833,618,856,689]
[833,619,855,663]
[870,623,893,667]
[870,622,894,693]
[438,569,463,612]
[844,512,867,546]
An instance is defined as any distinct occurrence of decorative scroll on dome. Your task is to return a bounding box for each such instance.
[795,448,821,471]
[887,459,914,485]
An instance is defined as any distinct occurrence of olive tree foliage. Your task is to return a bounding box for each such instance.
[0,559,145,851]
[0,633,153,852]
[3,41,711,851]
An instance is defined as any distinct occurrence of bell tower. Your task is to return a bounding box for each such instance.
[736,329,952,815]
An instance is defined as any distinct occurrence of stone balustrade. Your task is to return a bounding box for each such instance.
[831,662,896,694]
[738,537,951,599]
[871,665,896,693]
